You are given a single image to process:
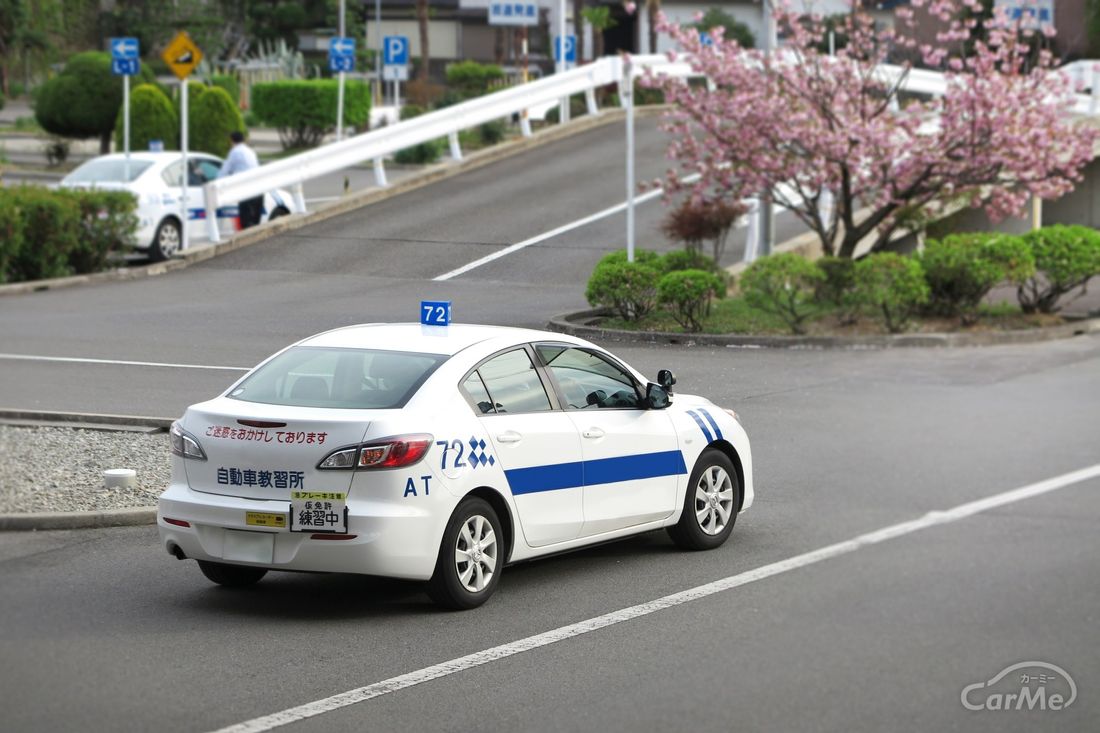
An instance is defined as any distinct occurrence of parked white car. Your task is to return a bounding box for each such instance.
[158,323,754,609]
[60,152,293,261]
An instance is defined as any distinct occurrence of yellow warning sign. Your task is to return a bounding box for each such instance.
[161,31,203,80]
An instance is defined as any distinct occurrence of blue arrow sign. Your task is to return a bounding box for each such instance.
[383,36,409,66]
[328,55,354,73]
[111,58,139,76]
[698,31,714,47]
[554,35,576,63]
[329,36,356,57]
[110,37,139,60]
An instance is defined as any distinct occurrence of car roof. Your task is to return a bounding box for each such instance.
[81,152,219,165]
[301,323,585,356]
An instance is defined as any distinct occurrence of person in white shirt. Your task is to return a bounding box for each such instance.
[219,131,263,229]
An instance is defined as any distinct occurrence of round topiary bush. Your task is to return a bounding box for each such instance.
[852,253,929,333]
[114,83,178,153]
[586,253,662,321]
[738,253,825,334]
[919,233,1034,324]
[656,269,725,332]
[190,86,244,157]
[1017,225,1100,314]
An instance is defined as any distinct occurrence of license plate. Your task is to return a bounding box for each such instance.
[246,512,287,529]
[223,529,275,563]
[289,491,348,533]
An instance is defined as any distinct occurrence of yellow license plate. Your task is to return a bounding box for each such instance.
[246,512,286,528]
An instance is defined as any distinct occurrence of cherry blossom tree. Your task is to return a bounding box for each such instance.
[645,0,1098,258]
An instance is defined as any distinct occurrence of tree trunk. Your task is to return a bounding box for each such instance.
[573,0,585,63]
[647,0,660,54]
[100,130,112,155]
[494,28,504,65]
[416,0,430,82]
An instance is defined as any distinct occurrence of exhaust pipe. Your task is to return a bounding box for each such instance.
[167,543,188,560]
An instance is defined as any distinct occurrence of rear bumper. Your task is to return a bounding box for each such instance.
[157,481,450,581]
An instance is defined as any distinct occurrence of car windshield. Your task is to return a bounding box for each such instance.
[63,158,153,184]
[227,346,448,409]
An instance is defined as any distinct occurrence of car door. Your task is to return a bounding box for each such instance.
[165,157,235,238]
[535,344,682,537]
[463,347,584,547]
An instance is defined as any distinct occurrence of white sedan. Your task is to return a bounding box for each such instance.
[60,152,293,261]
[158,323,754,609]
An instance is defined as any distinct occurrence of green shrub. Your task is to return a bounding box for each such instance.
[544,94,588,123]
[210,74,241,105]
[445,60,505,99]
[252,80,371,149]
[594,248,663,268]
[738,253,825,334]
[393,103,446,164]
[656,269,725,332]
[114,83,178,152]
[662,249,718,274]
[0,194,25,284]
[34,51,156,153]
[59,189,138,274]
[816,256,860,324]
[852,253,929,333]
[1017,225,1100,313]
[190,86,245,157]
[919,233,1034,324]
[477,119,508,146]
[586,257,661,321]
[0,90,5,112]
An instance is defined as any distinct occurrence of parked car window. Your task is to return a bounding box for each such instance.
[475,349,553,414]
[62,158,153,184]
[161,161,182,187]
[228,347,446,409]
[537,345,643,409]
[461,371,496,415]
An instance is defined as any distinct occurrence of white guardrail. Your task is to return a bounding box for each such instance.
[203,53,1100,244]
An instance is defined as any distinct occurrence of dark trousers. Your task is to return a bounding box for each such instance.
[239,196,264,229]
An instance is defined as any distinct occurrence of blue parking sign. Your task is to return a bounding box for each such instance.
[554,35,576,63]
[384,36,409,66]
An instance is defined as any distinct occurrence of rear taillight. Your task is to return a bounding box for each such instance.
[169,422,207,460]
[317,434,433,470]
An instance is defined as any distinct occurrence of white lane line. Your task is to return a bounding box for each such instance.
[0,353,249,372]
[208,463,1100,733]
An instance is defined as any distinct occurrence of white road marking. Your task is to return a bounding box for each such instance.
[208,463,1100,733]
[0,353,249,372]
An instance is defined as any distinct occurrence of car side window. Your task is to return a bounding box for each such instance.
[473,349,553,414]
[537,345,643,410]
[462,371,496,415]
[198,160,221,182]
[161,161,182,187]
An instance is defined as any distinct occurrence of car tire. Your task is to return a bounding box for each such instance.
[667,448,740,551]
[150,217,182,262]
[197,560,268,587]
[427,497,503,610]
[268,205,290,220]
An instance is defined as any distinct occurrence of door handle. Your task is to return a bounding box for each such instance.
[496,431,522,443]
[582,428,605,439]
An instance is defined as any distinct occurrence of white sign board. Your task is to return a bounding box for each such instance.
[488,2,539,26]
[383,65,409,81]
[994,0,1054,29]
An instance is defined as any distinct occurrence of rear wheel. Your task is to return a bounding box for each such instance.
[197,560,267,587]
[667,449,739,551]
[427,498,502,610]
[150,217,181,262]
[268,205,290,220]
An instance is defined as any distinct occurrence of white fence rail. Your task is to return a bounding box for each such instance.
[203,52,1100,244]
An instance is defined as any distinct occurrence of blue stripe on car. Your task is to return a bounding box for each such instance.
[698,407,724,441]
[505,450,687,495]
[686,410,714,442]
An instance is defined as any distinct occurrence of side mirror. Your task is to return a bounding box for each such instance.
[657,369,676,390]
[646,382,671,410]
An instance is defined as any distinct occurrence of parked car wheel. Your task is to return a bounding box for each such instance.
[150,217,181,262]
[197,560,268,587]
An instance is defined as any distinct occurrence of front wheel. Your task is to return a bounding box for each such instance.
[667,449,740,551]
[197,560,267,587]
[150,217,181,262]
[427,498,502,610]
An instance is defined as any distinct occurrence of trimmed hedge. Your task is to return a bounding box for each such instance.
[852,253,929,333]
[210,74,241,105]
[114,83,178,153]
[1018,225,1100,313]
[920,233,1034,324]
[252,80,371,149]
[445,61,505,99]
[190,86,245,157]
[0,187,137,284]
[586,250,662,321]
[657,269,725,332]
[739,252,825,334]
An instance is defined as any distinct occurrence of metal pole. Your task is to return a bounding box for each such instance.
[625,57,635,263]
[337,0,346,141]
[123,74,130,180]
[758,0,775,257]
[558,0,569,123]
[375,0,382,108]
[180,80,189,252]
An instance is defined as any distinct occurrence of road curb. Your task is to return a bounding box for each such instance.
[0,507,156,532]
[0,408,174,429]
[547,309,1100,349]
[0,109,646,298]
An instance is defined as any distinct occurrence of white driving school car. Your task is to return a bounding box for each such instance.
[158,323,753,609]
[60,152,293,261]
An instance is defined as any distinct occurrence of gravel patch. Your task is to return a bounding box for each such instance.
[0,425,169,513]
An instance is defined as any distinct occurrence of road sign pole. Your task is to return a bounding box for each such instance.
[337,0,346,141]
[625,57,635,263]
[558,0,569,124]
[181,80,189,252]
[123,74,131,180]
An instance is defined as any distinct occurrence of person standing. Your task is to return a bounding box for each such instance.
[218,131,263,229]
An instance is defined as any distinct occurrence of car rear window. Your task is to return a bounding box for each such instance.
[63,159,153,183]
[228,347,447,409]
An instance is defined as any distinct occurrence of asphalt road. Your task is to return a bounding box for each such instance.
[1,114,1098,732]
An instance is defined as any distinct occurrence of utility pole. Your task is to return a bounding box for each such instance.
[336,0,346,141]
[758,0,775,257]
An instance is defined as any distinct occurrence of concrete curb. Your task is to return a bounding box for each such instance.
[548,308,1100,349]
[0,109,645,298]
[0,409,173,429]
[0,507,156,532]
